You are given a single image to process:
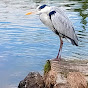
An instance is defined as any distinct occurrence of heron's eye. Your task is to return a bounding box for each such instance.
[39,4,47,10]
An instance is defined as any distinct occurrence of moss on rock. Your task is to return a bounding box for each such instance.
[44,60,51,74]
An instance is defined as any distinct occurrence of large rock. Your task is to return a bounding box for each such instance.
[18,72,44,88]
[18,59,88,88]
[43,60,88,88]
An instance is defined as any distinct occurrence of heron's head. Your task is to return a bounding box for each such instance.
[26,4,51,15]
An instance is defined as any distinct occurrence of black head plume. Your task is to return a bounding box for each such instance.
[39,4,47,10]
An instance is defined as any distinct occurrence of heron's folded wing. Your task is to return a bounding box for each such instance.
[51,10,78,45]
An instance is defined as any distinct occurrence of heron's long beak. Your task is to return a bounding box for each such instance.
[26,10,40,15]
[26,12,34,15]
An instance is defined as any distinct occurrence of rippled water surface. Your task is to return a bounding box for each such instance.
[0,0,88,88]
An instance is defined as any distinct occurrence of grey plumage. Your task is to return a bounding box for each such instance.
[39,5,78,46]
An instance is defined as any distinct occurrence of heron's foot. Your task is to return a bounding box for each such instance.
[52,57,62,61]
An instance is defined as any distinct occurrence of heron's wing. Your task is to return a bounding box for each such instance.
[51,6,69,21]
[50,7,78,45]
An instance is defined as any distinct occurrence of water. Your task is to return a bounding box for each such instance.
[0,0,88,88]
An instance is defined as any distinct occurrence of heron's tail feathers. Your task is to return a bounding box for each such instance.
[71,39,78,46]
[71,34,78,46]
[66,34,78,46]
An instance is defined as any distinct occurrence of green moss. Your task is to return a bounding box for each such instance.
[44,60,51,74]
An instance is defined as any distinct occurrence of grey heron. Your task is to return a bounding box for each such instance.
[26,5,78,60]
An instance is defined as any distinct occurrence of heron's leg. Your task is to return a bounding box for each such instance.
[56,37,63,59]
[52,37,63,61]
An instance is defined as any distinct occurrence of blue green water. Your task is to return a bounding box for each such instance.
[0,0,88,88]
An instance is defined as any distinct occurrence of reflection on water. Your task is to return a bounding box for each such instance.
[73,0,88,30]
[0,0,88,88]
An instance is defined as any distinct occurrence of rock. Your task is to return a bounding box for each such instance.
[43,60,88,88]
[18,72,44,88]
[67,72,87,88]
[18,59,88,88]
[54,83,71,88]
[44,70,57,88]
